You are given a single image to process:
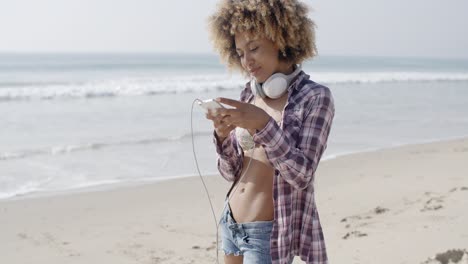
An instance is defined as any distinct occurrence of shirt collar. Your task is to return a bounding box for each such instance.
[288,71,309,92]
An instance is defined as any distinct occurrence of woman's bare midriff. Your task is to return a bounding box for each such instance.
[226,94,288,223]
[227,147,275,223]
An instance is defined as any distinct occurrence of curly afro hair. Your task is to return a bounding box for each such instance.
[208,0,317,74]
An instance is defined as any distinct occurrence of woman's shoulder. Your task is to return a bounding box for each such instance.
[292,75,334,114]
[296,74,333,100]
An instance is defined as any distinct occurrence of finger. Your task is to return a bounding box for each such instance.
[222,111,242,123]
[223,117,240,128]
[215,122,226,129]
[220,121,236,132]
[222,123,236,131]
[217,124,231,134]
[214,115,228,124]
[216,97,244,108]
[217,108,240,118]
[207,109,221,117]
[210,108,228,118]
[208,111,225,121]
[214,117,232,128]
[205,112,216,120]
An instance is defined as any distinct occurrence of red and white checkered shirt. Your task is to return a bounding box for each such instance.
[214,71,335,264]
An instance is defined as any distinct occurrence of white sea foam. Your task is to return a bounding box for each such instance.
[0,74,244,101]
[314,71,468,84]
[0,131,211,162]
[0,71,467,101]
[1,54,468,200]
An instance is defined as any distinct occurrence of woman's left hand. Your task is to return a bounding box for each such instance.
[215,97,271,132]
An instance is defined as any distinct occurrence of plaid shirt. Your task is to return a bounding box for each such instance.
[214,71,334,264]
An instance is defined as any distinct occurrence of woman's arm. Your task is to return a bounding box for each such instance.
[253,88,334,190]
[213,130,244,182]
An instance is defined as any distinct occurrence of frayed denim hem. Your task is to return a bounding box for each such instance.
[223,249,243,256]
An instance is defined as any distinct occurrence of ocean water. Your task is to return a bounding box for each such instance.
[1,53,468,200]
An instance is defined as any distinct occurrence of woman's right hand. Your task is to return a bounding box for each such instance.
[205,109,235,141]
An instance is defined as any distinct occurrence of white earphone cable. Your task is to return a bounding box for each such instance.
[190,98,256,264]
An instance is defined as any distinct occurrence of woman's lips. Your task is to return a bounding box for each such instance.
[249,67,261,76]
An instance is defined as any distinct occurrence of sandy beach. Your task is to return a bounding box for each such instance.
[1,137,467,264]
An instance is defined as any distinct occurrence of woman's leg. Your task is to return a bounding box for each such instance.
[220,200,244,263]
[224,254,243,264]
[237,220,274,264]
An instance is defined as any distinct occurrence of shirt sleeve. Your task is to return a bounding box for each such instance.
[213,130,244,182]
[253,90,335,190]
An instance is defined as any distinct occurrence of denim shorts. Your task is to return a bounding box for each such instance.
[219,198,274,263]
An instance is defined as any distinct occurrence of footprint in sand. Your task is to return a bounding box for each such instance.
[421,249,468,264]
[17,232,77,256]
[420,187,468,212]
[342,231,368,240]
[340,206,389,239]
[41,232,81,257]
[17,232,41,246]
[192,241,217,251]
[421,196,445,212]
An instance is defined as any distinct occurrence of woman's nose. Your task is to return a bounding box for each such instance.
[243,52,254,66]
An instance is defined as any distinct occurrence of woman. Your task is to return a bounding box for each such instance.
[206,1,335,263]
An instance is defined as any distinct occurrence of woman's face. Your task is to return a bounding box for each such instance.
[235,32,292,83]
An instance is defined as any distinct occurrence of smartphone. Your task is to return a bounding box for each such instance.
[197,99,225,113]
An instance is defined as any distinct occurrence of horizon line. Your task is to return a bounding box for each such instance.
[0,51,467,61]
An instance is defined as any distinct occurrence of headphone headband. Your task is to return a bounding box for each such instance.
[251,64,302,99]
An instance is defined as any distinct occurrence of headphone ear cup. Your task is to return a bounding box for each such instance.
[261,64,302,99]
[262,73,288,99]
[250,79,257,96]
[251,79,267,98]
[257,83,267,98]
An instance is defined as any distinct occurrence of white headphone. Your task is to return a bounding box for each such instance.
[250,64,302,99]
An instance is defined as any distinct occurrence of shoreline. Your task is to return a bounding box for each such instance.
[2,135,468,202]
[1,136,467,263]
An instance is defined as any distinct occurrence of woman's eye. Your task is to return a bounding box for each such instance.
[237,47,257,58]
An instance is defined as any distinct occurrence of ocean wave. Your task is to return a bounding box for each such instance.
[0,74,245,102]
[0,181,46,200]
[0,178,125,200]
[1,71,467,102]
[315,71,468,84]
[0,131,211,161]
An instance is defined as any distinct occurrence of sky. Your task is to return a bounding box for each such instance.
[0,0,467,58]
